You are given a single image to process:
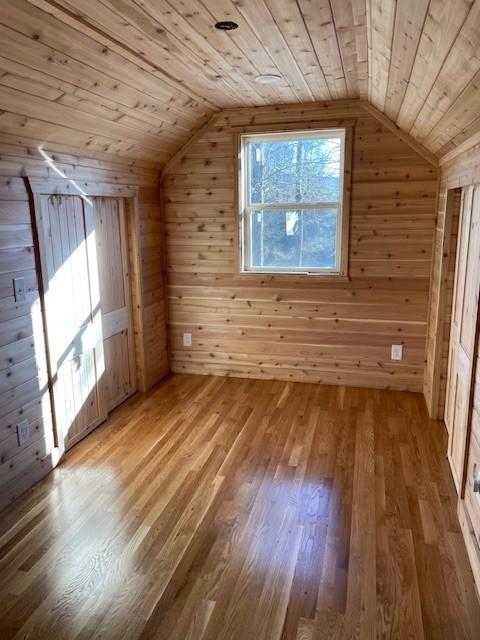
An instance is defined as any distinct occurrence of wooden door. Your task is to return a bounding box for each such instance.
[93,197,136,412]
[445,185,480,491]
[35,194,107,451]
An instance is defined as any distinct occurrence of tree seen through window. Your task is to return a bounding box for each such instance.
[242,130,344,272]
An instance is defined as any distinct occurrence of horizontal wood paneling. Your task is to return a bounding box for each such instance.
[162,102,438,391]
[0,146,168,509]
[0,175,55,509]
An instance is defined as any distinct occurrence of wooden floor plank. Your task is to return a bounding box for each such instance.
[0,373,478,639]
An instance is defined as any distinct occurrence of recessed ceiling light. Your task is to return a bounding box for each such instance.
[214,21,238,30]
[255,74,283,85]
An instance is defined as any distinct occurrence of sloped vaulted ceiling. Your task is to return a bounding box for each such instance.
[0,0,479,166]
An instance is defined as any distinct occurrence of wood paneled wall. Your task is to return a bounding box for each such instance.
[135,185,169,389]
[0,142,168,509]
[425,140,480,418]
[162,102,438,391]
[0,175,54,509]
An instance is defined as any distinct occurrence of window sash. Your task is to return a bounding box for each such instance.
[240,128,346,275]
[244,129,345,209]
[247,201,340,211]
[242,204,342,274]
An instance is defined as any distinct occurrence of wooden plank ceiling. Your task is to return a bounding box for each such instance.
[0,0,479,166]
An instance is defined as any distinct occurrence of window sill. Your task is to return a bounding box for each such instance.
[237,271,350,284]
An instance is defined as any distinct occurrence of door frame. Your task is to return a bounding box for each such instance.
[444,186,480,494]
[427,187,462,420]
[438,184,480,497]
[27,177,144,455]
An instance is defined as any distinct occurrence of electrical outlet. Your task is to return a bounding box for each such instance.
[17,419,30,446]
[391,344,403,361]
[183,332,192,347]
[13,277,26,302]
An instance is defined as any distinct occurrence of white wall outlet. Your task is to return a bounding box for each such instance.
[391,344,403,361]
[183,332,192,347]
[17,419,30,446]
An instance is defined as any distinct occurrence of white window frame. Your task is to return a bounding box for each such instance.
[239,128,347,276]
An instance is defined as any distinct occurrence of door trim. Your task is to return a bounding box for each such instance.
[444,184,480,496]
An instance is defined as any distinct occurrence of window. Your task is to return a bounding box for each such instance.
[239,128,348,275]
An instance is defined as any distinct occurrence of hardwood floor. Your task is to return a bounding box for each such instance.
[0,374,479,639]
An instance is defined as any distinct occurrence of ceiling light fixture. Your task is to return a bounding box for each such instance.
[214,20,238,30]
[255,74,283,85]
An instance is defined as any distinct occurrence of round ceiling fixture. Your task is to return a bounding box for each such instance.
[214,20,238,30]
[255,74,283,85]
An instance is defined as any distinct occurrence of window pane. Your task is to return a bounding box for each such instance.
[248,136,341,205]
[248,209,337,270]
